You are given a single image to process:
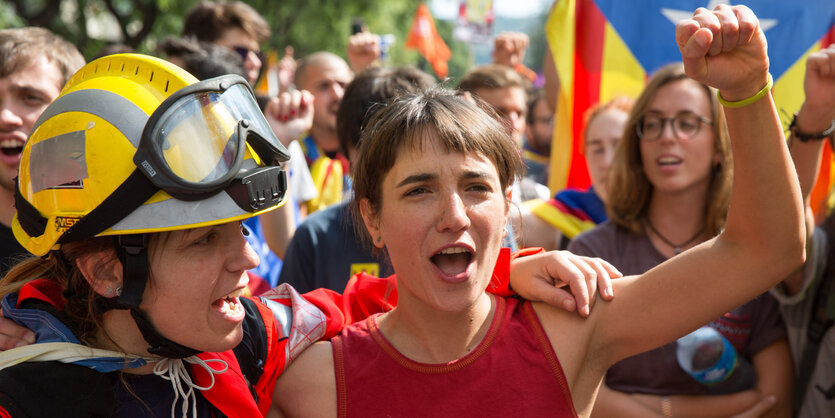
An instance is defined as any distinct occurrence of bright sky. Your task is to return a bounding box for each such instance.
[431,0,553,20]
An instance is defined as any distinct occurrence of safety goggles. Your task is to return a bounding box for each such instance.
[133,75,289,210]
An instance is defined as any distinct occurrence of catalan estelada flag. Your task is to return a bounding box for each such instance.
[547,0,835,216]
[524,187,606,244]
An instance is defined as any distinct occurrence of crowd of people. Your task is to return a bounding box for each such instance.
[0,1,829,417]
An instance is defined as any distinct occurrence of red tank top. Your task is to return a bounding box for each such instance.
[332,296,578,417]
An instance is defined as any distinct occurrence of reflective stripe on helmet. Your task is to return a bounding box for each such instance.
[31,89,149,148]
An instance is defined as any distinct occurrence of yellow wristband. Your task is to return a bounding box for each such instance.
[716,73,773,108]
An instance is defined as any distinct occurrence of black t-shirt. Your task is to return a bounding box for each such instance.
[279,201,393,293]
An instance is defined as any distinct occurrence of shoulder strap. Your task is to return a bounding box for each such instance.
[795,264,835,411]
[232,298,268,398]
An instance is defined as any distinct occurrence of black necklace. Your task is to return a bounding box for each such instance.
[646,219,705,255]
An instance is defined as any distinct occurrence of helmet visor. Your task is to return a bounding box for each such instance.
[155,83,277,184]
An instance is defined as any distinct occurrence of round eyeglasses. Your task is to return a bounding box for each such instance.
[636,111,713,141]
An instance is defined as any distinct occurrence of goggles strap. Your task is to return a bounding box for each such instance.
[59,169,158,244]
[14,177,48,238]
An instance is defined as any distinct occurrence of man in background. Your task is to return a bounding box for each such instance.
[522,89,553,186]
[293,52,354,214]
[182,0,269,86]
[0,27,84,274]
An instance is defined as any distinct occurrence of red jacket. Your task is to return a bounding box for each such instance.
[0,247,540,416]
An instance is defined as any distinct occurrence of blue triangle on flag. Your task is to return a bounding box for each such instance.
[593,0,835,79]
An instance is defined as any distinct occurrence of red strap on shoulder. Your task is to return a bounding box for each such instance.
[486,247,545,297]
[341,273,397,324]
[299,288,349,340]
[250,299,287,414]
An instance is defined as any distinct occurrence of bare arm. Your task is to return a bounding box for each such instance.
[270,341,336,417]
[634,392,762,418]
[783,44,835,294]
[590,2,804,366]
[346,32,381,73]
[750,339,794,417]
[590,384,666,418]
[543,47,559,114]
[0,311,34,350]
[625,340,792,417]
[260,90,315,258]
[788,44,835,203]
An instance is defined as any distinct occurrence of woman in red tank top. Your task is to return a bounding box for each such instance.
[272,6,804,417]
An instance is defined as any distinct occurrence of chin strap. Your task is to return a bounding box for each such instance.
[153,356,228,418]
[116,234,150,308]
[111,234,200,359]
[130,309,201,358]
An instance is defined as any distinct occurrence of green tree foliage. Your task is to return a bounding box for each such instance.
[264,0,422,64]
[3,0,425,65]
[2,0,546,82]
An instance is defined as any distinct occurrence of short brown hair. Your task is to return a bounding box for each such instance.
[0,27,85,88]
[183,1,270,44]
[525,88,548,126]
[352,87,523,243]
[606,63,732,237]
[336,66,435,158]
[458,64,530,94]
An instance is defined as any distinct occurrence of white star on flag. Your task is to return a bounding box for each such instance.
[661,0,777,32]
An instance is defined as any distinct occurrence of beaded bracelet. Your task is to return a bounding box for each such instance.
[716,73,773,108]
[661,396,673,417]
[788,113,835,142]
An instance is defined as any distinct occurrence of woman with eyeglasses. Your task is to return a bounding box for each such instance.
[568,63,793,416]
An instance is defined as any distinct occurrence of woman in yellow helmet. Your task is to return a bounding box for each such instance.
[0,53,305,416]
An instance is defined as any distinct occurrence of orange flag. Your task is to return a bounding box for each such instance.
[405,3,451,78]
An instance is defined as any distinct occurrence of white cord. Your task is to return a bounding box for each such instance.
[152,356,228,418]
